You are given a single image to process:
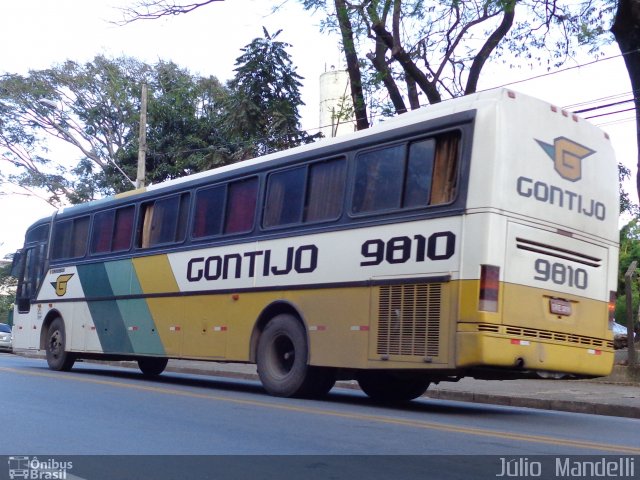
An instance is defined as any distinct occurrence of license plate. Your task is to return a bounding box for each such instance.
[550,298,572,316]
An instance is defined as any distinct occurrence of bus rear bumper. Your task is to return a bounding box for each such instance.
[455,330,614,378]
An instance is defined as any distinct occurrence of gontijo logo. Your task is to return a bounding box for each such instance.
[51,274,74,297]
[515,137,606,221]
[535,136,595,182]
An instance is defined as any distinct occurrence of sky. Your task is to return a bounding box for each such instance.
[0,0,636,257]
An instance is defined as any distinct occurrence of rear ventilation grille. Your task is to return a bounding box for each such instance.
[477,323,613,349]
[377,283,442,357]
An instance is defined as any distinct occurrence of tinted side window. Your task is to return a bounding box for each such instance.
[91,206,135,254]
[404,139,435,208]
[352,145,405,213]
[112,206,135,251]
[264,167,306,228]
[305,158,346,222]
[351,132,460,214]
[139,193,190,248]
[263,157,347,229]
[26,224,50,244]
[52,216,90,260]
[193,185,225,239]
[224,177,258,234]
[430,133,460,205]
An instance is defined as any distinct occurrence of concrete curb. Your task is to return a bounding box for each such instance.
[424,390,640,419]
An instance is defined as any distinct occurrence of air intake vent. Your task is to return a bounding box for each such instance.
[377,283,442,357]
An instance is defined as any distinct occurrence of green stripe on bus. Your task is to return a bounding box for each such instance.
[77,263,134,354]
[104,260,166,355]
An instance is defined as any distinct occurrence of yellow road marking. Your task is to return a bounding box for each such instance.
[2,365,638,455]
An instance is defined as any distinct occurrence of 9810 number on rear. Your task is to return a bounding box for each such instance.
[533,259,588,290]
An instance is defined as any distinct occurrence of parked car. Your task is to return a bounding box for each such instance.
[0,323,12,353]
[613,321,636,349]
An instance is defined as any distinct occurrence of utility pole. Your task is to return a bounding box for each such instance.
[136,83,148,189]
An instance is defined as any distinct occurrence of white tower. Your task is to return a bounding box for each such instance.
[319,68,356,138]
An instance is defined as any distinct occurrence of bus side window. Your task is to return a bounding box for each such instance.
[139,193,190,248]
[264,167,306,228]
[112,206,135,251]
[92,206,135,254]
[92,210,116,254]
[52,216,90,260]
[430,133,460,205]
[193,185,225,238]
[352,145,405,213]
[351,131,460,215]
[224,177,258,234]
[403,139,435,208]
[304,157,346,222]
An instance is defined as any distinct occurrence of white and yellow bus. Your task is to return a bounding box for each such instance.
[11,89,619,401]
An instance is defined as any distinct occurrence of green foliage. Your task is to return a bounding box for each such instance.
[0,256,16,325]
[300,0,617,122]
[0,40,315,205]
[224,28,320,159]
[616,219,640,325]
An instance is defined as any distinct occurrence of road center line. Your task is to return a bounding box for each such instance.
[2,365,638,455]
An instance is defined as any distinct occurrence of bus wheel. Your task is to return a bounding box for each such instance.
[45,318,75,371]
[357,371,429,403]
[257,314,317,398]
[137,357,168,376]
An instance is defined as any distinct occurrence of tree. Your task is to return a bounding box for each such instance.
[0,56,230,206]
[300,1,618,126]
[611,0,640,215]
[0,255,16,324]
[222,28,320,160]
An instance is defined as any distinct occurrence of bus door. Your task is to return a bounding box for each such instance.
[12,238,48,348]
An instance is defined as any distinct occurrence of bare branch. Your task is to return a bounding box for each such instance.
[115,0,224,25]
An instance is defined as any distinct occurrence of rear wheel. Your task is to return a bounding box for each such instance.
[138,357,168,376]
[357,371,429,402]
[257,314,335,398]
[45,317,75,371]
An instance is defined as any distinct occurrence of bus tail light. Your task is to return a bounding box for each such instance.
[608,291,616,328]
[479,265,500,312]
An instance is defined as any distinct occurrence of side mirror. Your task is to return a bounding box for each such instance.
[10,250,22,278]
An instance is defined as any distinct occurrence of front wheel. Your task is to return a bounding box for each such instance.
[138,357,168,376]
[357,371,429,402]
[257,314,334,398]
[45,317,75,371]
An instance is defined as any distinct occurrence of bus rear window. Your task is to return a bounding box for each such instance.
[52,216,90,260]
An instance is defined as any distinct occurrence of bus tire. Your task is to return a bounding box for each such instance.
[45,317,75,371]
[357,371,429,403]
[257,314,322,398]
[138,357,168,376]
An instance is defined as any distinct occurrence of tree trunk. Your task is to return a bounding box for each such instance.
[465,2,515,94]
[611,0,640,202]
[335,0,370,130]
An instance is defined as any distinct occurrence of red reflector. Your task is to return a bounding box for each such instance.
[479,265,500,312]
[608,291,616,324]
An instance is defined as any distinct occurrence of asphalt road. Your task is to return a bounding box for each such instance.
[1,353,638,479]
